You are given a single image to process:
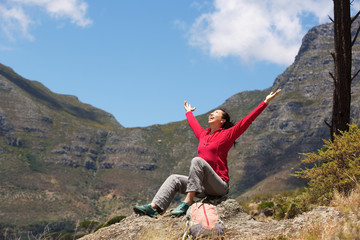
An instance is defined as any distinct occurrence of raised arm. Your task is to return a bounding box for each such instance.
[184,101,205,140]
[228,89,281,141]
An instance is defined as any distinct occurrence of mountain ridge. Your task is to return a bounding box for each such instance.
[0,64,122,128]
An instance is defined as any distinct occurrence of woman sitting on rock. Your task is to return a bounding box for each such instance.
[134,89,281,217]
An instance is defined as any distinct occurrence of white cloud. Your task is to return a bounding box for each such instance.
[0,0,92,42]
[13,0,92,27]
[188,0,333,65]
[0,4,34,41]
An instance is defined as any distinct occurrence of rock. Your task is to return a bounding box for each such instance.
[51,149,67,154]
[137,163,158,171]
[101,162,115,169]
[40,116,53,124]
[87,153,97,161]
[84,160,96,170]
[262,207,275,217]
[72,145,89,153]
[5,135,22,147]
[216,199,247,220]
[56,157,79,168]
[0,80,12,91]
[79,200,354,240]
[0,115,13,135]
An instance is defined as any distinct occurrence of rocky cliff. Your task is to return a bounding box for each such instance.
[0,19,360,235]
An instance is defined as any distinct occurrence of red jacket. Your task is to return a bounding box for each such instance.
[185,101,268,182]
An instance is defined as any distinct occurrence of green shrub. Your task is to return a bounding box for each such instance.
[273,196,290,220]
[250,189,308,220]
[294,123,360,205]
[104,216,126,226]
[78,220,99,233]
[246,124,360,221]
[258,201,274,210]
[94,216,126,232]
[19,152,45,172]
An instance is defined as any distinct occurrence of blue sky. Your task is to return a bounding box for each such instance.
[0,0,354,127]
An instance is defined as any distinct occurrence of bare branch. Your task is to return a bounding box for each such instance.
[351,25,360,46]
[351,10,360,24]
[324,120,332,129]
[329,15,334,23]
[352,69,360,82]
[330,51,335,61]
[329,72,336,83]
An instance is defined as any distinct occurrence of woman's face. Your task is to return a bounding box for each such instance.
[208,109,225,125]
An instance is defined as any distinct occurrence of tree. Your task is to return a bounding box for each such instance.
[328,0,360,140]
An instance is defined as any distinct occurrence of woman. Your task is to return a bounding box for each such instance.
[134,89,281,217]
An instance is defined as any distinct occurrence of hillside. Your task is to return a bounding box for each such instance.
[0,19,360,237]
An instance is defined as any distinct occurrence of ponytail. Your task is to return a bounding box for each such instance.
[220,109,237,147]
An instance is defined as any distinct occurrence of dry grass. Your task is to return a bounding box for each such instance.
[332,184,360,215]
[288,185,360,240]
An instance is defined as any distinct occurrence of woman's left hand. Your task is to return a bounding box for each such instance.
[265,89,281,104]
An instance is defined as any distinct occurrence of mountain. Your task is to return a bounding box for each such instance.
[0,20,360,236]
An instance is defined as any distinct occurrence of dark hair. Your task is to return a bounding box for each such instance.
[219,108,234,129]
[219,109,237,147]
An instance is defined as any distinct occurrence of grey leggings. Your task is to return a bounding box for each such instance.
[152,157,229,212]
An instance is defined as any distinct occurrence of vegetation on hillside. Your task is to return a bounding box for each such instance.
[295,122,360,205]
[241,123,360,234]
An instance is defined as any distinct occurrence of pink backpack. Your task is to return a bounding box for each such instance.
[183,202,224,239]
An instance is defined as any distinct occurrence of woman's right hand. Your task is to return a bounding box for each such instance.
[184,101,196,112]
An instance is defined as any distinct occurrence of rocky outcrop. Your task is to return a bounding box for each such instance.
[79,199,354,240]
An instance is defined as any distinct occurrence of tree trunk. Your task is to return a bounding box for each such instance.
[331,0,352,140]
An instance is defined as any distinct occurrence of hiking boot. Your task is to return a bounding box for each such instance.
[171,201,190,217]
[133,204,157,217]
